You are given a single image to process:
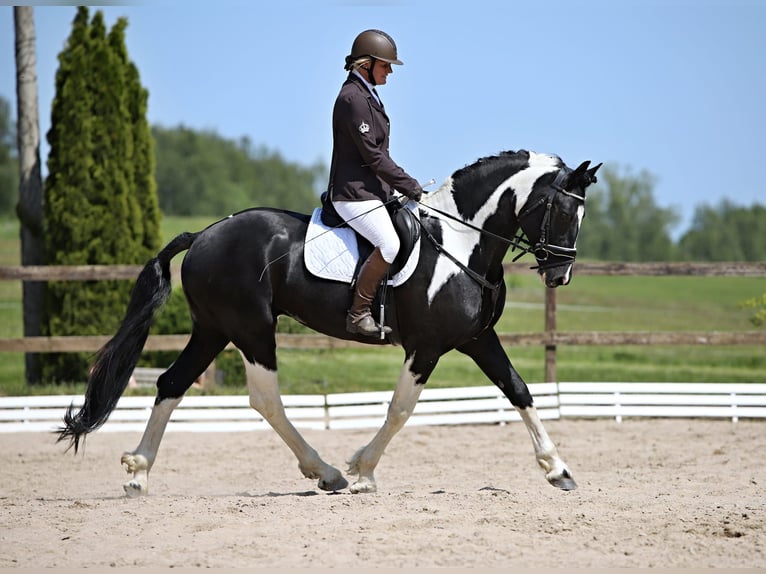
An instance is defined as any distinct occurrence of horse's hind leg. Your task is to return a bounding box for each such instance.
[241,351,348,492]
[121,329,227,497]
[121,396,181,497]
[347,354,427,493]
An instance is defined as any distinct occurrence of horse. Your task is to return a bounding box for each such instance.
[58,149,601,496]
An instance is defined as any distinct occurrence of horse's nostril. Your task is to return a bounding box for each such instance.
[545,274,567,288]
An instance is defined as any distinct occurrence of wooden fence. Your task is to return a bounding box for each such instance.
[1,262,765,384]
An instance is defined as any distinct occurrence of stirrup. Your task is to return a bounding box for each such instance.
[346,311,392,336]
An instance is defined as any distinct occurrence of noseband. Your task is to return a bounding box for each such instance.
[511,170,585,270]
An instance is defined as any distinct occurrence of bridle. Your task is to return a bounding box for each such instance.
[417,168,586,282]
[511,169,586,271]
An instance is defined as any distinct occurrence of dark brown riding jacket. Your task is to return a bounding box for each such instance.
[329,73,421,203]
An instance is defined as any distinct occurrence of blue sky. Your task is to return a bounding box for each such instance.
[1,0,764,236]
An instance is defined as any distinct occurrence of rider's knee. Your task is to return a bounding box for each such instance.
[379,236,401,264]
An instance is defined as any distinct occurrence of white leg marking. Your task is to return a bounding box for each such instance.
[517,406,576,489]
[347,356,423,493]
[242,352,347,492]
[121,396,181,497]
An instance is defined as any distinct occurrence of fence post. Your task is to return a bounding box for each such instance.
[545,287,557,383]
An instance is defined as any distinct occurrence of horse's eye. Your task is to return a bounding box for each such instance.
[555,210,575,226]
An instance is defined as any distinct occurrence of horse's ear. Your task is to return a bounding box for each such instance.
[564,160,590,190]
[586,162,602,186]
[566,160,601,190]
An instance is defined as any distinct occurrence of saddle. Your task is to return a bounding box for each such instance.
[317,191,421,279]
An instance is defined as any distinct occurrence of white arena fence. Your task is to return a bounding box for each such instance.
[2,382,765,433]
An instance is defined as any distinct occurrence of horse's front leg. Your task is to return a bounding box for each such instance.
[347,355,427,493]
[121,396,181,497]
[458,329,576,490]
[242,353,348,492]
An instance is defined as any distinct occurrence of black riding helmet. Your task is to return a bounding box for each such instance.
[344,29,403,85]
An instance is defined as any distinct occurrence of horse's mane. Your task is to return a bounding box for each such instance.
[422,150,532,213]
[420,149,563,221]
[451,149,531,181]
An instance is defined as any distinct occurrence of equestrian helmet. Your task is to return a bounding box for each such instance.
[348,29,403,66]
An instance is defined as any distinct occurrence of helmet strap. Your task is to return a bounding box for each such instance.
[366,57,378,86]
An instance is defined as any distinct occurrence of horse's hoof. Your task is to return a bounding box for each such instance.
[548,472,577,491]
[318,474,349,492]
[123,480,147,497]
[349,478,377,494]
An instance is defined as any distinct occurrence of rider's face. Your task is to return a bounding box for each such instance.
[369,60,392,85]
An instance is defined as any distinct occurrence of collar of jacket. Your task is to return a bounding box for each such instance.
[346,72,384,111]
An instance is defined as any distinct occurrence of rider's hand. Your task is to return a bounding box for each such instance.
[405,186,423,202]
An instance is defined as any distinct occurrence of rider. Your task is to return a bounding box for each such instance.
[329,29,423,336]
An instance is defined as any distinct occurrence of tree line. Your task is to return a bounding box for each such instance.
[2,94,763,262]
[0,100,324,221]
[151,126,324,216]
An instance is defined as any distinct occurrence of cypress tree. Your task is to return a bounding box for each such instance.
[42,7,160,382]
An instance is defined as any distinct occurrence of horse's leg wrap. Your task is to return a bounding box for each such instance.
[121,396,182,497]
[243,354,347,492]
[517,406,577,490]
[347,357,423,493]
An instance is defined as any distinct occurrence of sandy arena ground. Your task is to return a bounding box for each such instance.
[1,418,764,568]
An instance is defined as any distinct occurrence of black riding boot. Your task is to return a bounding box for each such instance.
[347,247,392,336]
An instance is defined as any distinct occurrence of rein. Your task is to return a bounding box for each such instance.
[415,169,585,290]
[416,220,503,291]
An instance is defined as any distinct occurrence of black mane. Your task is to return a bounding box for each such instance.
[452,149,531,181]
[450,150,534,221]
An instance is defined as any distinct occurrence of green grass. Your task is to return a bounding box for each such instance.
[1,216,764,395]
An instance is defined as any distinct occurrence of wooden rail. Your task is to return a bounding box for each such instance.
[1,262,764,383]
[3,261,766,281]
[0,330,764,354]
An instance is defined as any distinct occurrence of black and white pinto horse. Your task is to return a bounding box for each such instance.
[58,149,600,496]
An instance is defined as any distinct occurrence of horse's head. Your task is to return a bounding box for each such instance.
[516,159,601,287]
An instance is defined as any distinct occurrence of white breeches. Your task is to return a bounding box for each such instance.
[332,199,400,264]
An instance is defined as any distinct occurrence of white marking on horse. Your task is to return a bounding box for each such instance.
[243,353,347,491]
[422,153,561,303]
[509,152,561,217]
[121,396,182,496]
[347,354,423,493]
[422,178,481,303]
[559,204,586,285]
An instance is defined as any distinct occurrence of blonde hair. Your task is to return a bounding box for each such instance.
[344,55,372,72]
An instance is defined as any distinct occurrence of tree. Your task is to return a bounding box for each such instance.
[110,18,161,253]
[577,164,679,261]
[152,126,324,216]
[41,7,160,382]
[678,201,766,261]
[14,6,45,383]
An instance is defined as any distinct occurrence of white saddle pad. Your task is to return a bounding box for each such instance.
[303,206,420,287]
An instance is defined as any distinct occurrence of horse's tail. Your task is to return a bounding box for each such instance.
[57,232,200,453]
